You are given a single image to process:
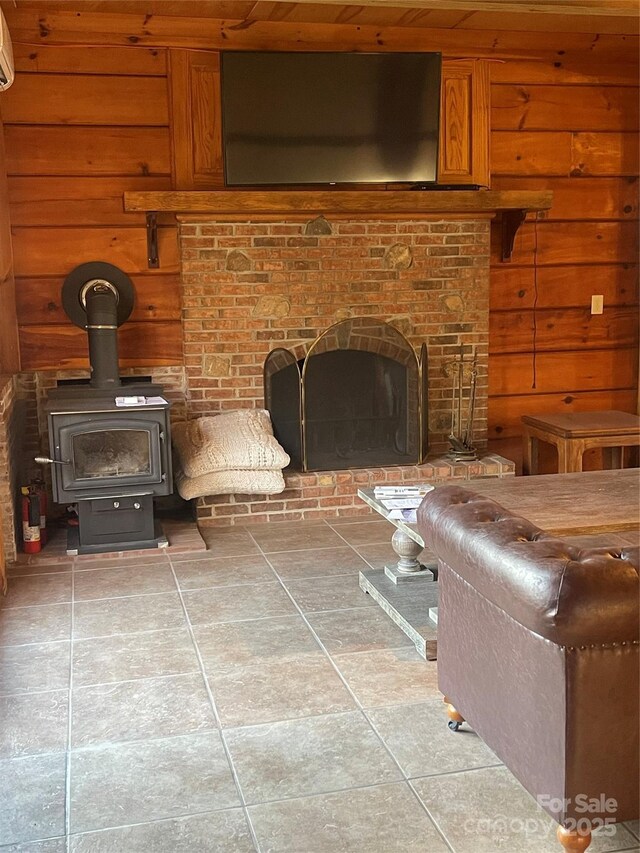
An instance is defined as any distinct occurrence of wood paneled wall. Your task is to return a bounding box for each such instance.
[0,109,20,375]
[1,6,638,462]
[2,43,182,369]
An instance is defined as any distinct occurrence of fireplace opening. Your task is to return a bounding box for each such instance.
[264,318,427,472]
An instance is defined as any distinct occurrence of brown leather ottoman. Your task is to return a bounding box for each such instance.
[418,484,639,853]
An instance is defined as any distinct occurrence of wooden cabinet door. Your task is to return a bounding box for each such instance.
[169,50,224,190]
[438,60,490,187]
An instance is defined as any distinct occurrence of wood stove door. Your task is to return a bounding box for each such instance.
[56,416,164,495]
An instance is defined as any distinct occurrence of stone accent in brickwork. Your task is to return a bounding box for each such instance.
[252,295,291,319]
[304,215,332,235]
[203,354,231,377]
[226,250,252,272]
[384,242,413,270]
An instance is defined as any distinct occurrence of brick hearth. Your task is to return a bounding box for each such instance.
[197,455,514,524]
[178,214,507,524]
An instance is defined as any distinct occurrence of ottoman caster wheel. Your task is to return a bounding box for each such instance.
[444,699,465,731]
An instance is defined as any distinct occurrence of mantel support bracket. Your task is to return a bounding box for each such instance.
[500,209,527,262]
[146,212,159,269]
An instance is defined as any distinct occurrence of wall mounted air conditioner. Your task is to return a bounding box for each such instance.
[0,9,15,91]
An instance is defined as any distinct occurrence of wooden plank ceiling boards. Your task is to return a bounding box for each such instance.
[5,1,638,34]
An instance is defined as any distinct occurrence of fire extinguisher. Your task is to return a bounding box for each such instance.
[21,486,41,554]
[31,478,48,546]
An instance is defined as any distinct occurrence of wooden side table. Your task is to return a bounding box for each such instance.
[521,411,640,474]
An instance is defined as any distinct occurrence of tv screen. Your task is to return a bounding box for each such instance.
[220,51,442,187]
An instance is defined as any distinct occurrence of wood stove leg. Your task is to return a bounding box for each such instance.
[556,825,592,852]
[443,696,465,731]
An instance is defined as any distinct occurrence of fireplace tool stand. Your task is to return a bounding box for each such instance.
[36,262,173,556]
[446,346,478,462]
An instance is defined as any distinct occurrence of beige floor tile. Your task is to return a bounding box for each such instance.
[0,641,71,696]
[173,553,276,590]
[266,546,368,580]
[330,519,393,546]
[0,603,71,647]
[7,562,72,577]
[196,527,261,558]
[194,615,322,675]
[226,710,402,804]
[367,697,501,778]
[73,564,175,601]
[0,690,68,758]
[328,513,383,526]
[249,522,346,553]
[413,766,638,853]
[209,655,356,727]
[73,592,186,639]
[248,782,449,852]
[307,607,414,655]
[74,556,169,572]
[183,582,296,626]
[283,574,376,613]
[1,839,67,852]
[355,542,400,570]
[72,629,199,687]
[334,647,439,707]
[0,753,66,845]
[72,673,216,747]
[69,731,240,833]
[627,820,640,840]
[68,809,254,852]
[1,575,72,609]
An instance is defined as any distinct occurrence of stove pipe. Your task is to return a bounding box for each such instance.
[84,280,121,390]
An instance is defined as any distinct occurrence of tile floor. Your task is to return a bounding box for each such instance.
[1,517,639,852]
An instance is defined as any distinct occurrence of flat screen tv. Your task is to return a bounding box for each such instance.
[220,51,442,187]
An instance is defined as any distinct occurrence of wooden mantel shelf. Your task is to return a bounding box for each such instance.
[124,189,551,217]
[124,189,553,266]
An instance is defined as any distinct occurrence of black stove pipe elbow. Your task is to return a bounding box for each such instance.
[85,281,121,390]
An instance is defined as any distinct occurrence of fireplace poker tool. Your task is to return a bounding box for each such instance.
[447,346,478,462]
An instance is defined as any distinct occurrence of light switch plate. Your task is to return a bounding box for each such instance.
[591,295,604,315]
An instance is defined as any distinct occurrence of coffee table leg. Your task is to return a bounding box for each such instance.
[523,431,538,475]
[391,528,425,574]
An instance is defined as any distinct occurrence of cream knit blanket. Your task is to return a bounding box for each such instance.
[172,409,290,480]
[176,468,286,501]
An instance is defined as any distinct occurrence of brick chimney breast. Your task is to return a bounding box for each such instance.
[179,215,490,476]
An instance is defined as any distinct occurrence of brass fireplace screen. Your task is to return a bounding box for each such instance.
[264,318,428,472]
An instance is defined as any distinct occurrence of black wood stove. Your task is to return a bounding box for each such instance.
[36,262,173,556]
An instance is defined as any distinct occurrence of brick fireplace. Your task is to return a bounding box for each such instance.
[178,212,513,523]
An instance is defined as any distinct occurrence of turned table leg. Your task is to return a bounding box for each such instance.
[556,825,592,852]
[383,519,436,584]
[390,527,425,574]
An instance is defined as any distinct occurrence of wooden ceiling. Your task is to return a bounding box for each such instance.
[4,0,639,34]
